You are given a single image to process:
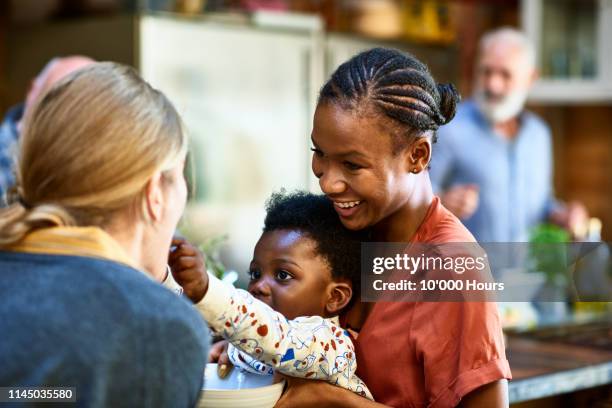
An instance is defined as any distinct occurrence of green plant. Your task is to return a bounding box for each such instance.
[198,234,229,279]
[528,223,570,286]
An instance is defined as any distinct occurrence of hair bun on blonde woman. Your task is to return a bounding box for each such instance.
[436,83,460,126]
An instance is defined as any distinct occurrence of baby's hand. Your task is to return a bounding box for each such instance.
[168,237,209,303]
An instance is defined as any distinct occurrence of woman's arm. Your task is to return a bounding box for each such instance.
[275,376,389,408]
[275,375,508,408]
[458,380,509,408]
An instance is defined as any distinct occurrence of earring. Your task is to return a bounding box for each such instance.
[411,168,419,174]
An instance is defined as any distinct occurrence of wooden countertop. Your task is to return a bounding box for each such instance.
[506,318,612,403]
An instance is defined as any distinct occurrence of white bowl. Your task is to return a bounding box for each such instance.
[199,363,285,408]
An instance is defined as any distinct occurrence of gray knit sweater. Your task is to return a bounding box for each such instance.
[0,250,209,407]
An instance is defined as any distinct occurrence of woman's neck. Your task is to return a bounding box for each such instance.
[373,174,434,242]
[343,301,376,332]
[103,217,166,282]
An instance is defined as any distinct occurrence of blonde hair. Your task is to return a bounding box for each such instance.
[0,62,187,247]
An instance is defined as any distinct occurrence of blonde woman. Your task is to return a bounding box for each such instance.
[0,63,209,407]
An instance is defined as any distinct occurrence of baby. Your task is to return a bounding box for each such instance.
[167,191,373,400]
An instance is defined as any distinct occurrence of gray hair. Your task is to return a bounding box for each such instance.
[479,27,536,69]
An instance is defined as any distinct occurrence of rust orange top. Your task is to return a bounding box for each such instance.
[353,197,512,407]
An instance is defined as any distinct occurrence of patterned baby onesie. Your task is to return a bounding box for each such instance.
[197,273,373,400]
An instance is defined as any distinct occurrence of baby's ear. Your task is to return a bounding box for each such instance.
[325,281,353,316]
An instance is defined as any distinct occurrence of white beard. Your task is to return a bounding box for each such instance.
[474,89,529,124]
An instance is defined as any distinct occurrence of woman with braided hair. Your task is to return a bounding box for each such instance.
[276,48,511,407]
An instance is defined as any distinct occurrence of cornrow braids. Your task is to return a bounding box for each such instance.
[319,48,460,145]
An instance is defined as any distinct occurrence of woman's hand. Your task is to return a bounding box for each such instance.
[168,237,209,303]
[274,376,388,408]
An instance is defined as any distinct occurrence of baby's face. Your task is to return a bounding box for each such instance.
[247,229,334,320]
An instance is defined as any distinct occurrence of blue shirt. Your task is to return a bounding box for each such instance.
[0,103,23,205]
[430,100,557,242]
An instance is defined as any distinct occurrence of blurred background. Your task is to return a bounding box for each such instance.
[0,1,611,406]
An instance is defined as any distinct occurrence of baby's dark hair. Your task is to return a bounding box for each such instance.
[319,47,460,148]
[263,191,367,295]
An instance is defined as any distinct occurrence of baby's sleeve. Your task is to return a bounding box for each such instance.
[227,343,274,375]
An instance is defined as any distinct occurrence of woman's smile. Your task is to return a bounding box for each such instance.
[333,199,363,218]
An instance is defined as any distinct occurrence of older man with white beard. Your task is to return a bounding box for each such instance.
[430,27,587,243]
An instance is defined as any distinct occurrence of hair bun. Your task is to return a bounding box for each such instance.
[436,83,460,126]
